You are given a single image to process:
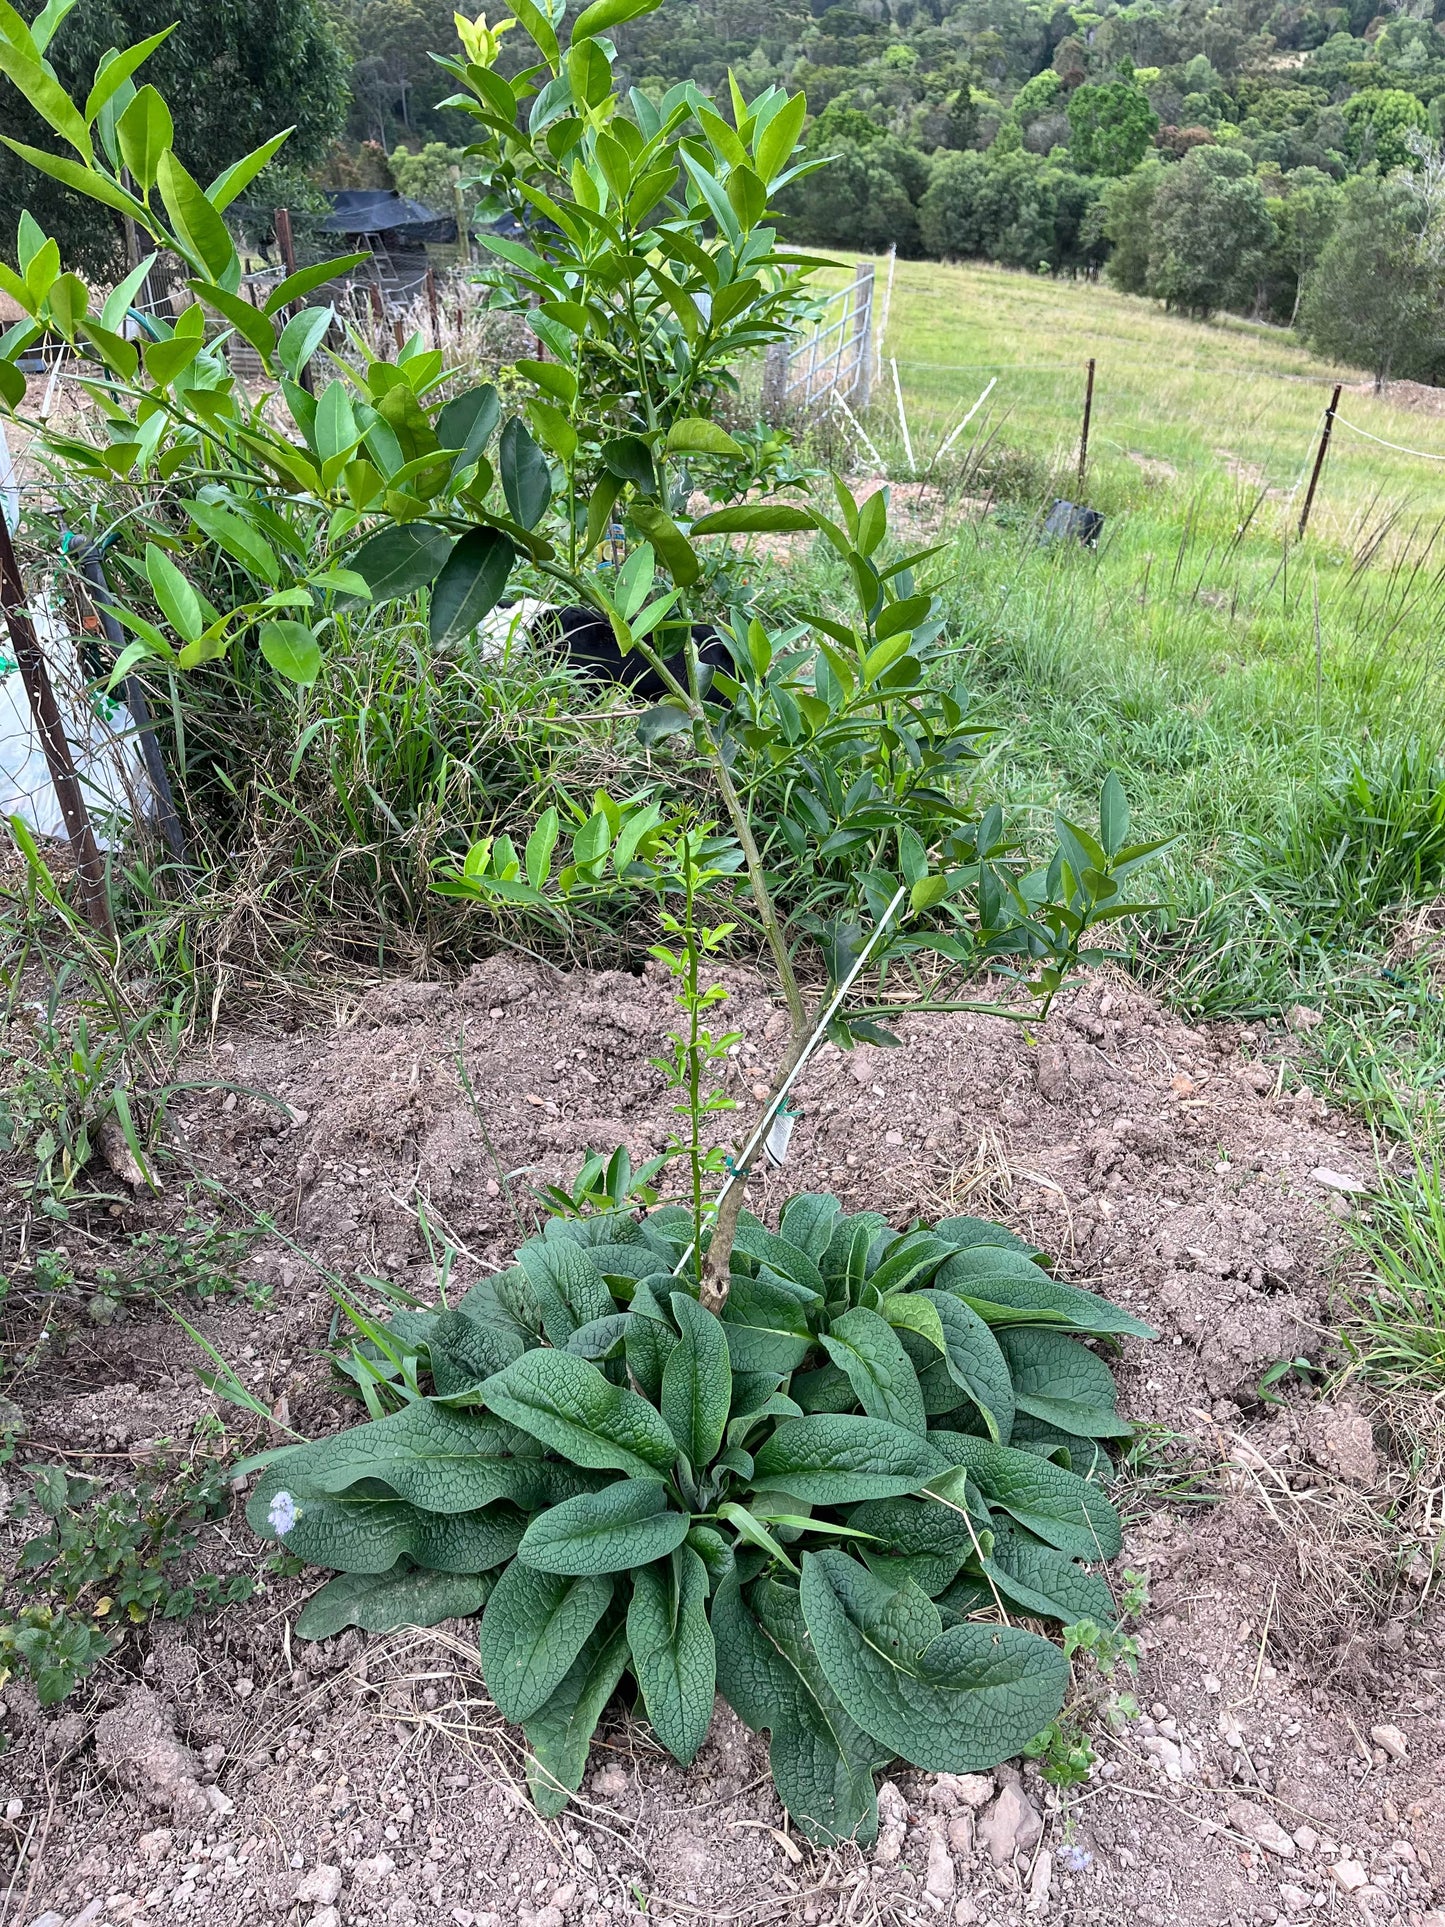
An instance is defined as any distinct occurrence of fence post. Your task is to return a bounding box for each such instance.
[273,208,314,395]
[367,281,386,354]
[1297,383,1342,540]
[1077,357,1096,496]
[450,167,471,266]
[425,267,439,345]
[850,262,874,410]
[0,509,112,934]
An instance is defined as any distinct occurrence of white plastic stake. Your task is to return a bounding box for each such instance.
[0,417,18,533]
[672,884,910,1278]
[935,376,997,463]
[830,388,886,472]
[890,357,915,478]
[874,244,895,386]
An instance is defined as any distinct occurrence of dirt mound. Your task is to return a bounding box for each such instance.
[4,964,1443,1927]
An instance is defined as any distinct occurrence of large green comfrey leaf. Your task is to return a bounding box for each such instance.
[479,1561,614,1722]
[912,1290,1015,1444]
[997,1328,1133,1440]
[517,1478,691,1575]
[264,1403,567,1513]
[297,1566,493,1639]
[938,1250,1157,1340]
[517,1238,616,1345]
[753,1415,946,1505]
[799,1549,1069,1774]
[713,1568,887,1846]
[819,1308,926,1436]
[661,1291,732,1467]
[248,1464,527,1574]
[524,1616,630,1818]
[929,1435,1122,1560]
[427,1306,527,1395]
[627,1545,715,1765]
[482,1349,679,1477]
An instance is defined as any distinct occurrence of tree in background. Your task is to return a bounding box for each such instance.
[1099,158,1163,294]
[388,141,479,223]
[1067,75,1160,175]
[1341,88,1428,173]
[324,0,463,149]
[0,0,347,276]
[778,108,928,252]
[1144,145,1274,316]
[918,147,1098,272]
[1266,166,1342,322]
[1298,171,1444,388]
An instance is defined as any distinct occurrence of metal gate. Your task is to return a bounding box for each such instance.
[763,261,874,419]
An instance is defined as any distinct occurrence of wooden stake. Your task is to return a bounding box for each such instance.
[367,281,385,355]
[0,510,112,933]
[1077,357,1096,496]
[273,207,314,394]
[425,266,439,345]
[1297,383,1342,540]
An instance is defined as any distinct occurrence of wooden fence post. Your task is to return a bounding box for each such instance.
[1297,383,1342,540]
[1077,357,1096,496]
[0,510,112,933]
[273,207,315,395]
[425,267,439,346]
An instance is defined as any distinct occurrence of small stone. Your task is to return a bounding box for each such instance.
[884,1129,904,1147]
[4,1798,21,1822]
[307,1909,341,1927]
[296,1867,343,1906]
[1293,1827,1319,1855]
[978,1784,1043,1867]
[925,1830,955,1902]
[592,1764,628,1799]
[1311,1166,1366,1194]
[875,1781,908,1865]
[1331,1861,1368,1893]
[1139,1734,1193,1781]
[233,1679,254,1701]
[65,1903,104,1927]
[1025,1849,1053,1916]
[1279,1886,1314,1913]
[953,1904,980,1926]
[1369,1724,1407,1761]
[1287,1005,1323,1032]
[947,1813,974,1857]
[525,1909,564,1927]
[930,1773,994,1811]
[1230,1799,1296,1858]
[26,1914,63,1927]
[551,1884,577,1913]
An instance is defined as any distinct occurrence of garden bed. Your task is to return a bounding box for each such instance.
[3,964,1441,1927]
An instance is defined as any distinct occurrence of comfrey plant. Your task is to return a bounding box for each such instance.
[250,1200,1153,1839]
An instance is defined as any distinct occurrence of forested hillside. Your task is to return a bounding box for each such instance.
[324,0,1445,380]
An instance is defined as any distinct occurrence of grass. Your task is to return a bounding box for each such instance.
[825,257,1445,541]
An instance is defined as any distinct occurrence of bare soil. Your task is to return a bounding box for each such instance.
[3,961,1443,1927]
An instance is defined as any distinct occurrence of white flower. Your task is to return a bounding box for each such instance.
[267,1489,298,1536]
